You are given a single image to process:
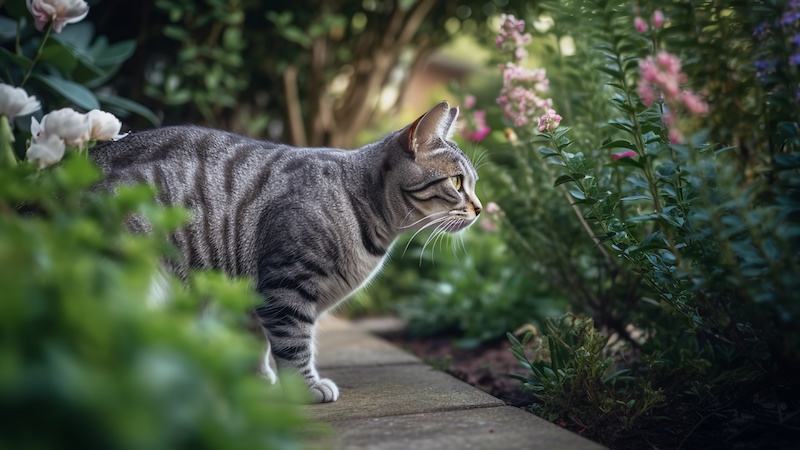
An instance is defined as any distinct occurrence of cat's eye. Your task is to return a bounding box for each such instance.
[450,175,462,191]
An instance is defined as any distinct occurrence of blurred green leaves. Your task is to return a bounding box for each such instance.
[0,156,308,449]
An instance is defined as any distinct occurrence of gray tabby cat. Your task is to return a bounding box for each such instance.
[90,101,482,403]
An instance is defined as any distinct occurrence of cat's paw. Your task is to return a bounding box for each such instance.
[308,378,339,403]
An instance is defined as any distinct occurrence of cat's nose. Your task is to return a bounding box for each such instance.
[473,203,482,215]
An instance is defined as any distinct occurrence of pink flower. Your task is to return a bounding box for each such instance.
[653,10,665,29]
[463,95,476,109]
[462,110,491,141]
[26,0,89,33]
[610,151,637,160]
[480,220,497,233]
[537,108,562,132]
[634,16,648,33]
[496,14,532,62]
[681,91,709,115]
[497,62,553,127]
[669,128,684,144]
[485,202,500,214]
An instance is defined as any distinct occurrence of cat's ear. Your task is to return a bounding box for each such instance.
[402,101,459,156]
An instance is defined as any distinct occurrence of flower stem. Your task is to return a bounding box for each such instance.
[0,116,18,167]
[20,23,53,87]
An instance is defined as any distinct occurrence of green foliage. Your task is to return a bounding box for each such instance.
[0,0,159,136]
[508,314,665,439]
[389,227,564,348]
[0,3,309,447]
[0,156,309,449]
[476,0,800,445]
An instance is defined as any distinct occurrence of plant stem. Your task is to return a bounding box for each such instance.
[0,116,18,167]
[20,23,53,87]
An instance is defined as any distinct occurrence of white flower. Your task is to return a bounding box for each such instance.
[87,109,127,141]
[26,133,65,168]
[26,0,89,33]
[0,84,41,118]
[32,108,91,147]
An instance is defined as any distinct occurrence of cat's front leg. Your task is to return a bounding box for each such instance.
[254,302,339,403]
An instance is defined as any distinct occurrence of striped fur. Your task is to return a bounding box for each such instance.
[90,101,482,403]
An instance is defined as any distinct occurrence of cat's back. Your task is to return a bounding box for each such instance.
[91,125,268,171]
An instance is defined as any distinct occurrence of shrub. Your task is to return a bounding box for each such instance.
[476,0,800,446]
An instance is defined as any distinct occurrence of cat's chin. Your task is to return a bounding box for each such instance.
[442,218,475,233]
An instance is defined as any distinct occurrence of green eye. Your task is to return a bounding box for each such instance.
[450,175,462,191]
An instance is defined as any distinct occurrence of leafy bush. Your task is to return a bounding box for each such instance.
[390,226,565,348]
[0,2,309,447]
[0,156,309,449]
[463,0,800,446]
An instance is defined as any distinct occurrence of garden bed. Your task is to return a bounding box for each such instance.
[383,329,800,450]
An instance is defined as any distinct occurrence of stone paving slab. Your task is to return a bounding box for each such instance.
[311,406,605,450]
[316,321,419,369]
[305,316,606,449]
[305,364,504,422]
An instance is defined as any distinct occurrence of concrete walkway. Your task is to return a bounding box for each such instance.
[303,315,605,449]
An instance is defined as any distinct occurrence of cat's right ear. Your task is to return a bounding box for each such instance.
[399,101,458,157]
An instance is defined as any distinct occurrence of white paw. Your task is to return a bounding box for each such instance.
[308,378,339,403]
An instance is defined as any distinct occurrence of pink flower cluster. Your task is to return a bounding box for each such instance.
[634,10,665,33]
[638,51,708,143]
[497,62,553,127]
[462,110,491,142]
[537,109,562,132]
[496,14,532,62]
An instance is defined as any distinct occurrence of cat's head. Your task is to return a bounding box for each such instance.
[386,101,482,234]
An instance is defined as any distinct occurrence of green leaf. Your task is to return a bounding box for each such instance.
[32,74,100,110]
[569,189,586,200]
[600,139,637,150]
[621,195,652,201]
[93,40,136,67]
[97,93,161,127]
[606,157,643,169]
[0,17,17,42]
[538,147,558,157]
[54,22,95,51]
[0,46,32,70]
[553,175,575,187]
[40,40,79,73]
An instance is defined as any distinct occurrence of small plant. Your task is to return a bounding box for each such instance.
[508,314,665,440]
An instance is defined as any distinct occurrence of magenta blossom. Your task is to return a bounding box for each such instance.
[653,10,665,29]
[462,110,491,142]
[611,151,637,160]
[634,16,648,33]
[537,108,562,132]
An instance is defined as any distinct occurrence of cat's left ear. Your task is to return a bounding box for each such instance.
[401,101,459,157]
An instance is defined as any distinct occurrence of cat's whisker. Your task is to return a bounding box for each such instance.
[402,216,450,258]
[397,211,447,230]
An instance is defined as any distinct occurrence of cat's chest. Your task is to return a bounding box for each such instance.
[318,249,389,309]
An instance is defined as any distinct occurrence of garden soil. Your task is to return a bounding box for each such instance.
[382,330,800,450]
